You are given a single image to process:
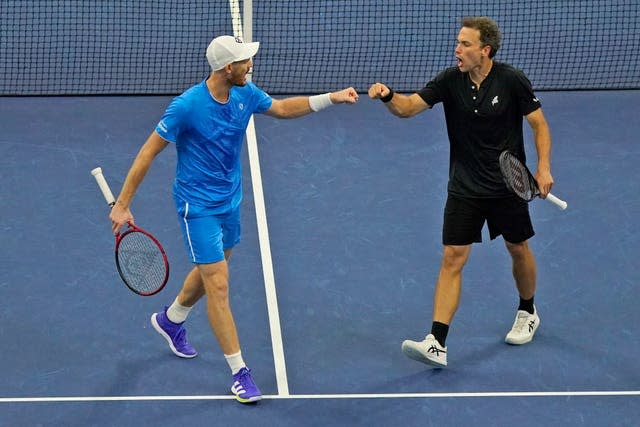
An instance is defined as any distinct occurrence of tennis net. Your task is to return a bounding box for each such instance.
[1,0,638,95]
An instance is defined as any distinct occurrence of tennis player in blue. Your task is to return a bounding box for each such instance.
[109,35,358,403]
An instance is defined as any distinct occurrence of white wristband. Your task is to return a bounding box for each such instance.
[308,93,333,112]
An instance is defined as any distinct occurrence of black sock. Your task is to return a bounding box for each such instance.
[430,321,449,347]
[518,296,535,314]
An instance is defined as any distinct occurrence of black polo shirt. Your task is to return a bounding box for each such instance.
[417,62,541,198]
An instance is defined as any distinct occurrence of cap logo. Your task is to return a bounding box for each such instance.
[235,36,243,44]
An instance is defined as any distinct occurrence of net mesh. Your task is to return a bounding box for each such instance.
[117,231,167,295]
[1,0,638,95]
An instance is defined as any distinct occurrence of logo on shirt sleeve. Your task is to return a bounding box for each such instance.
[158,120,168,133]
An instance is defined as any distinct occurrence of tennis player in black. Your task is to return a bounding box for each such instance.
[368,16,554,367]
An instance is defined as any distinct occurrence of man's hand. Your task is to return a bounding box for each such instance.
[330,87,359,104]
[109,202,134,235]
[535,169,554,198]
[368,82,392,100]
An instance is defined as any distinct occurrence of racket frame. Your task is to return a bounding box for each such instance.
[499,151,568,210]
[115,222,170,296]
[91,166,170,296]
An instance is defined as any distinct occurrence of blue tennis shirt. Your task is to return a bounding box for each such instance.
[156,80,272,215]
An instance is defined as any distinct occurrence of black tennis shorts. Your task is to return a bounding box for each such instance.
[442,194,535,245]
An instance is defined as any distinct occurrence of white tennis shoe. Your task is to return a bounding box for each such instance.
[505,306,540,345]
[402,334,447,367]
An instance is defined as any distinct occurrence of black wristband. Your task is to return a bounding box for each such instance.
[380,88,395,103]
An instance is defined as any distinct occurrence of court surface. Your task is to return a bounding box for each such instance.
[1,90,638,426]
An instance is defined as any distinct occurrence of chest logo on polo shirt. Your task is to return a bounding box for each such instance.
[491,95,499,106]
[239,103,245,110]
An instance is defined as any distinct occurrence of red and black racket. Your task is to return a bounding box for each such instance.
[91,167,169,296]
[499,151,567,210]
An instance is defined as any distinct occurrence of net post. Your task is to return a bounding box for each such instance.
[243,0,253,43]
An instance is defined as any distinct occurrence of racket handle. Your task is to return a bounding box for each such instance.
[545,192,567,210]
[91,167,116,206]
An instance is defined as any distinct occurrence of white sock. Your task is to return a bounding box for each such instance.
[224,351,246,375]
[166,297,193,324]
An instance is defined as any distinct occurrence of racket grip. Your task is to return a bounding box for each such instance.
[91,167,116,206]
[545,192,567,210]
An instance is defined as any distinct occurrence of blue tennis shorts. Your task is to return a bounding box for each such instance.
[177,202,241,264]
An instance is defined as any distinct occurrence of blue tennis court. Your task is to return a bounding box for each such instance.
[1,89,639,426]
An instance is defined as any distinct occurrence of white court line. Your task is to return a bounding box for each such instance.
[245,116,290,396]
[229,0,290,396]
[1,391,639,403]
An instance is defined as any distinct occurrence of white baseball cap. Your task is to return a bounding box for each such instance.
[206,35,260,71]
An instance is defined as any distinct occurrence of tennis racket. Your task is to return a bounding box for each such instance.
[91,167,170,296]
[499,151,567,210]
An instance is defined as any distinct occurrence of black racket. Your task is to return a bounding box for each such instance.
[91,167,170,296]
[499,151,567,210]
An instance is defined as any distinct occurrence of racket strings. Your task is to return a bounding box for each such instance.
[501,154,535,200]
[117,232,167,294]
